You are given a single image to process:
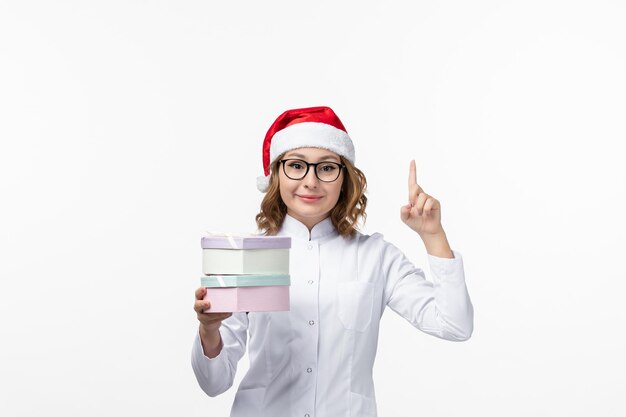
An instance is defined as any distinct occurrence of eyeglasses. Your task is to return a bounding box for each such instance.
[279,159,345,182]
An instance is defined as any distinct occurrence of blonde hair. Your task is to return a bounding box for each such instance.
[255,155,367,237]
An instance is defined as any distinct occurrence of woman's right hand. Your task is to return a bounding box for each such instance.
[194,287,232,357]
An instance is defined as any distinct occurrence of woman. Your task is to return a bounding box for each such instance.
[192,106,473,417]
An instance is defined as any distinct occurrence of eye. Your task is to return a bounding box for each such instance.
[287,160,306,170]
[319,163,338,172]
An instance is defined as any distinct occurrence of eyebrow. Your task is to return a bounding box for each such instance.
[285,152,341,162]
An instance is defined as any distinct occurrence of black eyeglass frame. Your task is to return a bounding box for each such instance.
[279,159,346,182]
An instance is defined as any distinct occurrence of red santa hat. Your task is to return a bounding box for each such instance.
[257,106,355,192]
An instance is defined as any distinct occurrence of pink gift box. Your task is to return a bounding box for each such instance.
[202,285,290,313]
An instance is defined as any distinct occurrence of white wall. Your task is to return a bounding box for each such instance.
[1,1,625,416]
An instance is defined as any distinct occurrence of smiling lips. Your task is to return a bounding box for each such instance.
[297,194,323,202]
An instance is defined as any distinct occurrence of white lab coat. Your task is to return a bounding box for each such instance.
[192,215,473,417]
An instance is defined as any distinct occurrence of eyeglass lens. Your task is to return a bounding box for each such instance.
[282,159,342,182]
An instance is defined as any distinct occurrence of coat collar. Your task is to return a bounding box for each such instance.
[279,214,338,241]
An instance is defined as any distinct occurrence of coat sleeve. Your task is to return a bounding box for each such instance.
[380,238,474,341]
[191,312,249,396]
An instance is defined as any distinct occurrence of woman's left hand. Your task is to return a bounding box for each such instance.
[400,160,445,237]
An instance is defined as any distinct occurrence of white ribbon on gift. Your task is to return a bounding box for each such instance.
[227,235,238,249]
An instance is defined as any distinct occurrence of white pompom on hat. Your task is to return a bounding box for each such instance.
[257,106,355,192]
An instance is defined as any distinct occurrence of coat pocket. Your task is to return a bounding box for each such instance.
[231,387,266,415]
[350,391,377,417]
[336,281,374,332]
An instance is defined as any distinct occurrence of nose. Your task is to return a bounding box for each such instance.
[302,167,320,188]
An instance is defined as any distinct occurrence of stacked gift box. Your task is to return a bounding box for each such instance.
[201,235,291,312]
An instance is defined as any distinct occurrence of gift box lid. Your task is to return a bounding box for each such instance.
[201,234,291,250]
[201,274,291,288]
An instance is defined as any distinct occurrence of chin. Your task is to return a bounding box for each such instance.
[289,205,332,221]
[295,209,329,219]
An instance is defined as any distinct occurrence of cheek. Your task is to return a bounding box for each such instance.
[278,181,288,202]
[277,175,294,201]
[328,184,343,205]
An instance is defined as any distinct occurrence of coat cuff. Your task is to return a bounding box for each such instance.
[193,329,226,361]
[427,249,465,280]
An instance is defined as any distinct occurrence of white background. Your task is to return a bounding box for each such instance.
[1,1,625,416]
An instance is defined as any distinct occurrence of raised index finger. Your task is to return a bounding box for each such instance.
[408,160,417,188]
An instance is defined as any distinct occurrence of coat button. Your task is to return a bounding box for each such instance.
[309,320,315,325]
[308,280,314,285]
[306,367,312,373]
